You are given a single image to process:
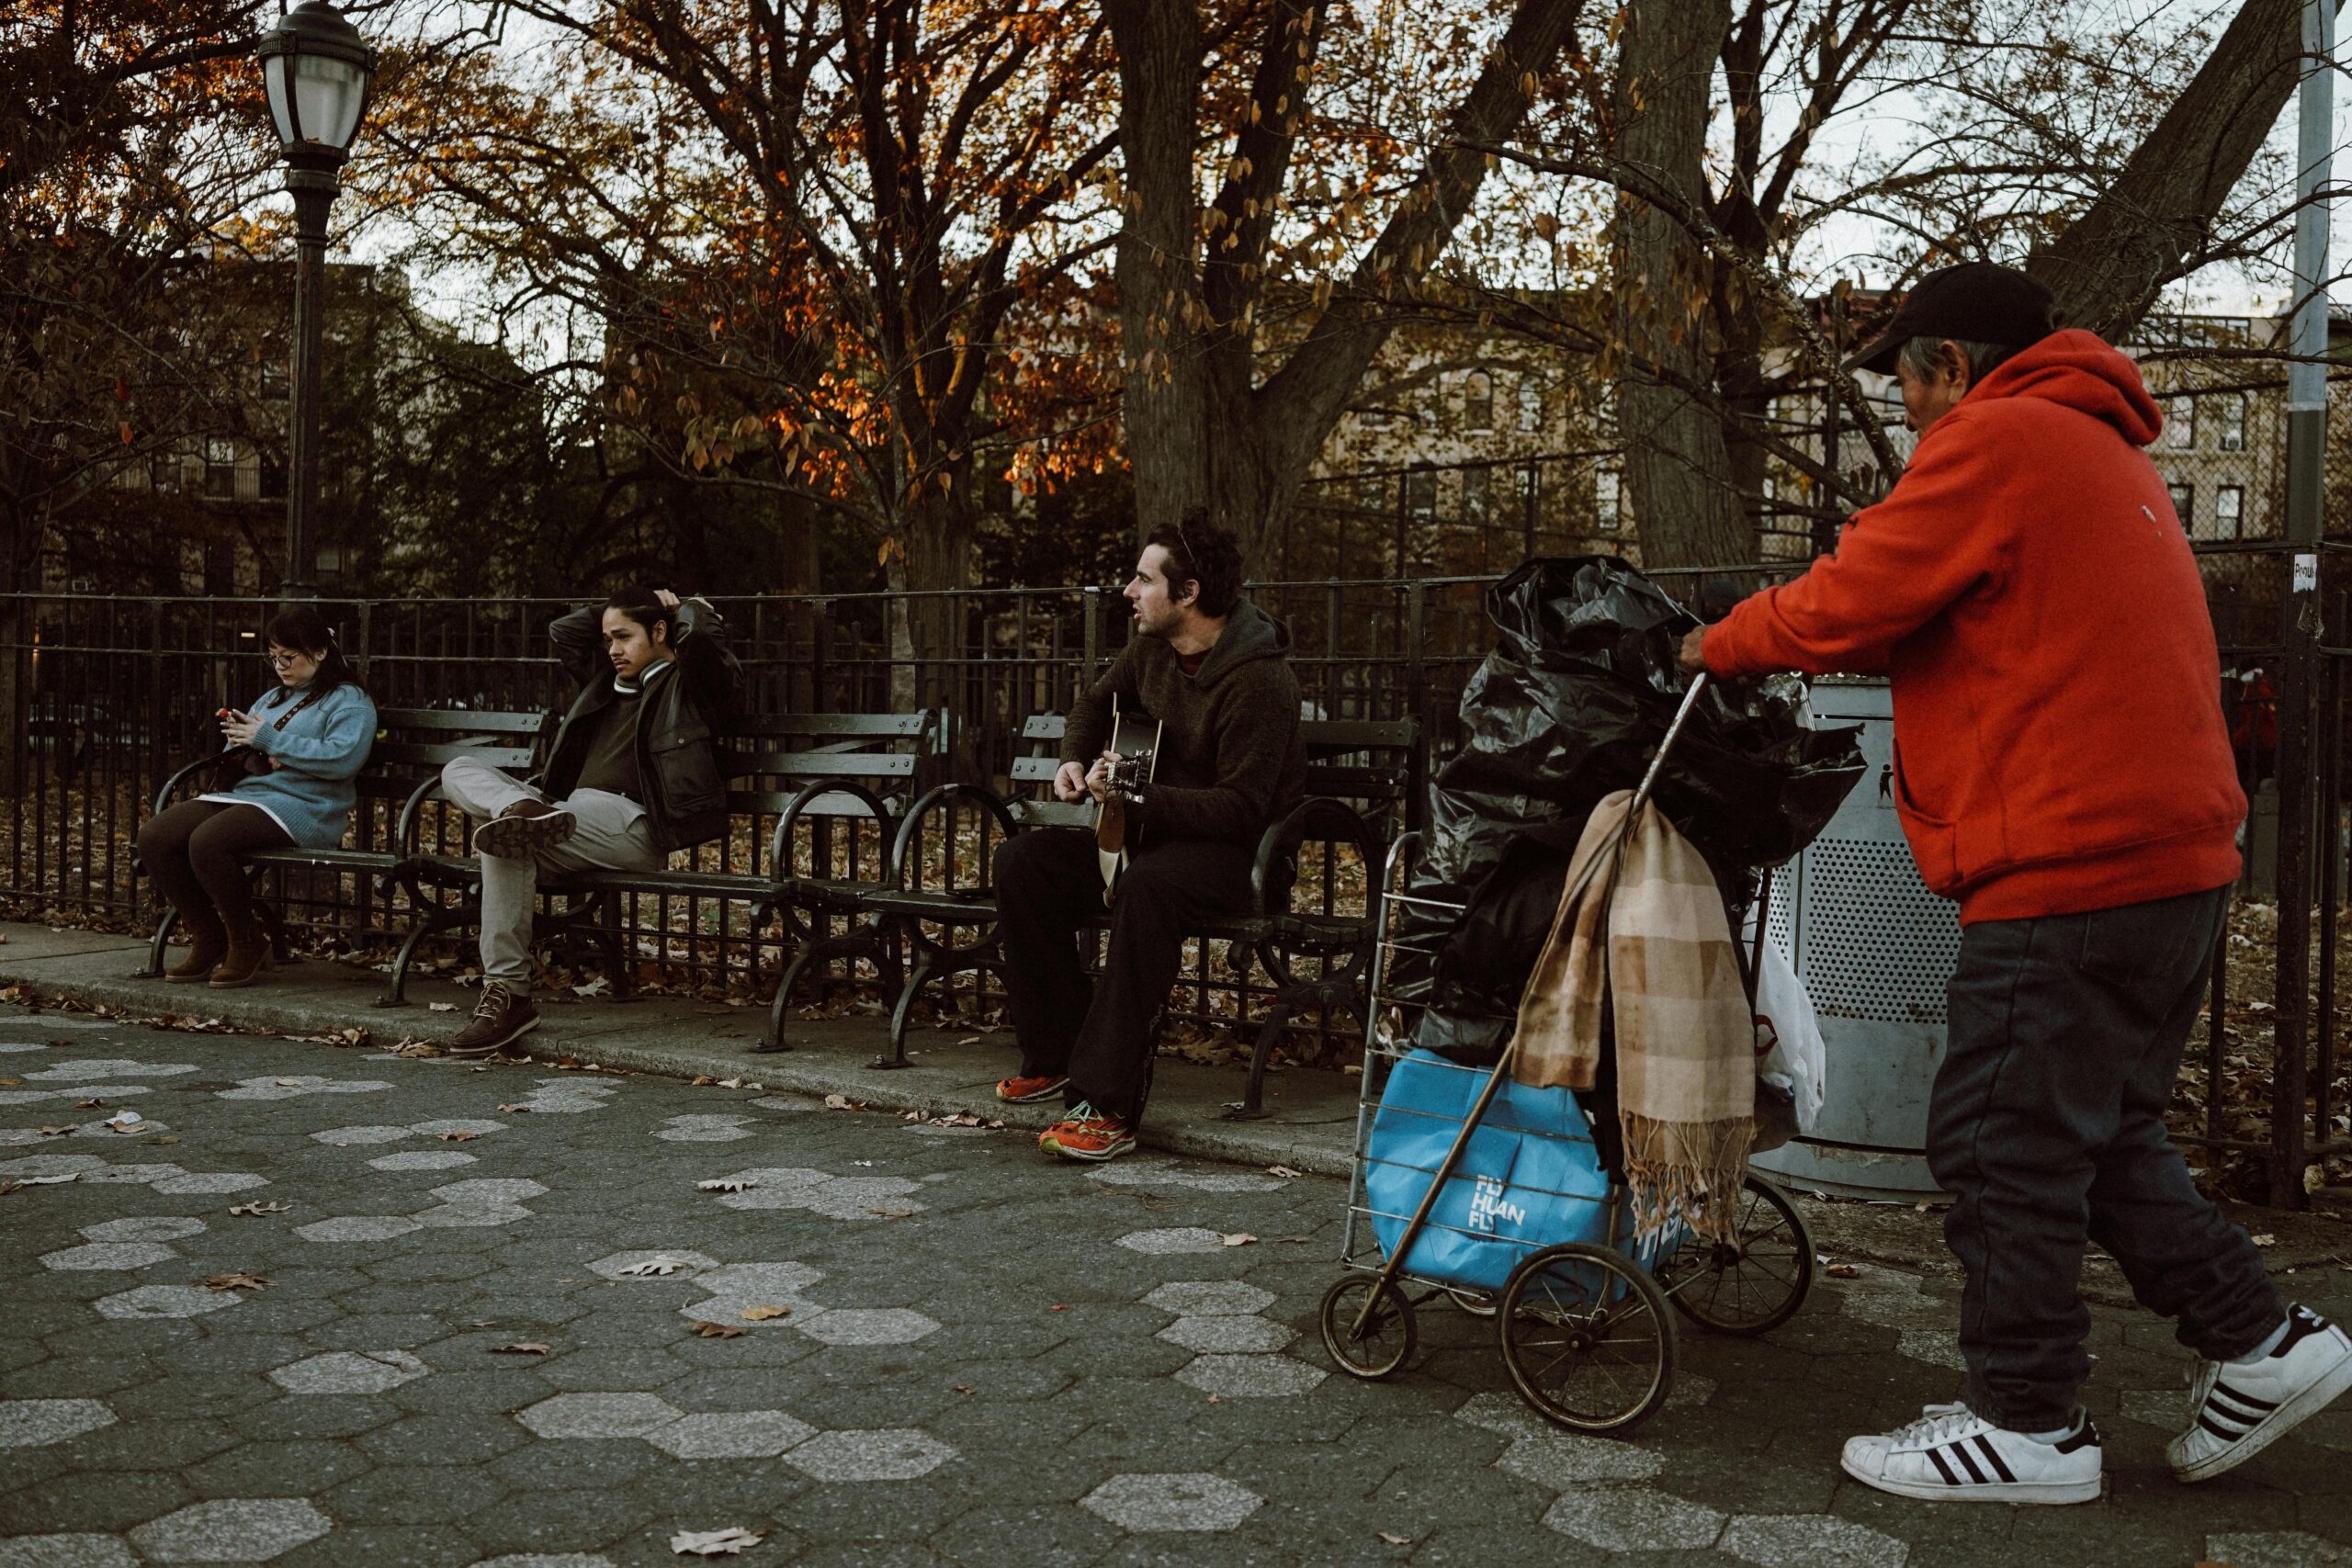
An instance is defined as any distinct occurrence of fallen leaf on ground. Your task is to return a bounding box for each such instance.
[75,1098,103,1109]
[869,1207,916,1218]
[490,1342,550,1356]
[571,977,612,998]
[2252,1234,2277,1247]
[144,1134,179,1145]
[1221,1233,1257,1247]
[388,1041,442,1057]
[496,1103,533,1113]
[696,1179,755,1192]
[691,1075,719,1087]
[1378,1531,1411,1546]
[670,1527,763,1556]
[954,1384,975,1394]
[273,1077,302,1087]
[228,1201,290,1216]
[38,1125,73,1137]
[1049,1303,1068,1313]
[205,1271,271,1292]
[1826,1263,1860,1279]
[956,1036,982,1045]
[435,1131,481,1142]
[1265,1165,1304,1179]
[739,1303,790,1322]
[716,1077,744,1089]
[688,1321,745,1339]
[616,1256,695,1277]
[426,1003,458,1013]
[2,1174,76,1192]
[823,1093,853,1109]
[0,1078,17,1087]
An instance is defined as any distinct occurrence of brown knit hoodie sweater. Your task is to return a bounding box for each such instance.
[1061,598,1307,848]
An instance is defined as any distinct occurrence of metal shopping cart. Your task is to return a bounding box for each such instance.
[1318,675,1817,1434]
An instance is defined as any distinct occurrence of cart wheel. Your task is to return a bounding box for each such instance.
[1662,1175,1814,1336]
[1444,1287,1498,1319]
[1498,1243,1675,1433]
[1319,1274,1417,1380]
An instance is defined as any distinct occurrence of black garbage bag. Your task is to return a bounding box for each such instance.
[1390,556,1867,1058]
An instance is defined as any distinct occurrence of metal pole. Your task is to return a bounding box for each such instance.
[283,159,340,599]
[2269,0,2333,1207]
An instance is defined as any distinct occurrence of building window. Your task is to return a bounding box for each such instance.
[1463,469,1490,525]
[151,451,182,494]
[204,437,238,499]
[1518,380,1544,433]
[1406,468,1437,523]
[2168,482,2193,532]
[260,454,287,500]
[2215,485,2244,541]
[1463,372,1495,434]
[2220,394,2247,454]
[2165,396,2195,449]
[314,543,343,575]
[1595,471,1622,533]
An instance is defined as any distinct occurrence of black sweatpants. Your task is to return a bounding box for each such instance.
[136,799,293,941]
[1928,884,2284,1431]
[993,828,1255,1123]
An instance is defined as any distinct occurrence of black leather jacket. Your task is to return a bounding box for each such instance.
[542,598,740,852]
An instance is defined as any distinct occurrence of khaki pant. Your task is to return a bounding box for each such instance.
[440,755,662,990]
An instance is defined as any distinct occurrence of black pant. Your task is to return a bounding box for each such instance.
[993,828,1254,1123]
[136,799,293,941]
[1928,885,2284,1431]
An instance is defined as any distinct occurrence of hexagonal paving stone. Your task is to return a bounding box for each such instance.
[1114,1228,1230,1256]
[217,1075,392,1100]
[587,1249,718,1281]
[0,1535,138,1567]
[1156,1315,1296,1355]
[1496,1432,1666,1487]
[93,1285,240,1321]
[1171,1355,1327,1399]
[76,1161,184,1184]
[308,1125,412,1146]
[18,1057,196,1081]
[81,1217,206,1243]
[428,1179,548,1206]
[693,1262,823,1298]
[268,1351,429,1396]
[2205,1532,2352,1568]
[0,1397,118,1448]
[643,1410,818,1460]
[653,1114,755,1142]
[794,1309,939,1347]
[151,1173,268,1195]
[416,1204,535,1229]
[1718,1515,1909,1568]
[785,1427,956,1482]
[681,1295,823,1332]
[1080,1472,1263,1532]
[292,1216,423,1244]
[1140,1280,1275,1317]
[469,1558,615,1568]
[1543,1485,1726,1551]
[40,1242,178,1271]
[1087,1158,1283,1193]
[410,1120,505,1138]
[367,1151,477,1172]
[127,1498,332,1562]
[514,1393,684,1439]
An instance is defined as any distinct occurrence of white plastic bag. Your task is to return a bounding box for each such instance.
[1740,912,1826,1142]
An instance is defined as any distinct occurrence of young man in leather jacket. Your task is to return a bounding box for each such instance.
[439,586,739,1055]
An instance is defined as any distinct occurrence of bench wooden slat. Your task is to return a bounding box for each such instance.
[368,742,538,769]
[726,713,935,739]
[374,710,544,734]
[731,751,916,778]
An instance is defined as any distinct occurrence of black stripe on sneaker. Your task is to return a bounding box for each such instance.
[2211,1382,2278,1414]
[1973,1435,2018,1483]
[1927,1446,1962,1485]
[1950,1442,1987,1483]
[2200,1405,2254,1435]
[2055,1418,2101,1455]
[2270,1310,2325,1358]
[2199,1413,2244,1440]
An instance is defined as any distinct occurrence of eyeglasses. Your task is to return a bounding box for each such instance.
[265,649,310,668]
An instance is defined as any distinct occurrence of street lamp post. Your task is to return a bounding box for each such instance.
[257,1,376,597]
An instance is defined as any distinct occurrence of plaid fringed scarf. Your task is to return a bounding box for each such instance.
[1510,790,1756,1242]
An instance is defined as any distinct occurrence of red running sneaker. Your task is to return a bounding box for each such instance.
[996,1074,1069,1104]
[1038,1101,1136,1162]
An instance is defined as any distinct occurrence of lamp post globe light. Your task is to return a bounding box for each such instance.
[256,0,376,595]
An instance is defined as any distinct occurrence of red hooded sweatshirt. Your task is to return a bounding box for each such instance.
[1703,329,2245,924]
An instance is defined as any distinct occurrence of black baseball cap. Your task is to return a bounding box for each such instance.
[1843,261,2060,376]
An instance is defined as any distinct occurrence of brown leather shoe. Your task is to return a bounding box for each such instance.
[472,798,577,861]
[164,924,229,983]
[446,980,539,1057]
[209,927,270,988]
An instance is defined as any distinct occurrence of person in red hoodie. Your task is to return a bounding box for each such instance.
[1681,262,2351,1505]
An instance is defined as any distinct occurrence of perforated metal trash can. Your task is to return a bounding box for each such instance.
[1749,677,1962,1201]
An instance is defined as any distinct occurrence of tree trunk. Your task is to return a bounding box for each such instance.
[899,474,978,776]
[2029,0,2329,337]
[1611,0,1749,572]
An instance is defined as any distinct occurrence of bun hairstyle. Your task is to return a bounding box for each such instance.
[261,604,359,703]
[1146,508,1245,617]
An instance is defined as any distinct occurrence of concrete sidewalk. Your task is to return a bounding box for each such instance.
[0,921,1361,1179]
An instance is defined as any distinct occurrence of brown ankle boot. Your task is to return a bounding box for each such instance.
[209,925,270,988]
[164,924,229,983]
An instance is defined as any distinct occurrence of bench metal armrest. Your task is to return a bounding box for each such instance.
[1250,795,1380,921]
[152,754,220,817]
[770,778,898,879]
[888,781,1020,893]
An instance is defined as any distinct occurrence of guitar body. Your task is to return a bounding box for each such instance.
[1094,699,1162,902]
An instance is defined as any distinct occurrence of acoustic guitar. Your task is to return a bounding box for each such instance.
[1093,695,1163,903]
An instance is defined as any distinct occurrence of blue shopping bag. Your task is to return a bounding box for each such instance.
[1364,1048,1612,1293]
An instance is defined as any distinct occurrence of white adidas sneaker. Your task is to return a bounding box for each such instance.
[1841,1402,2103,1505]
[2170,1304,2352,1483]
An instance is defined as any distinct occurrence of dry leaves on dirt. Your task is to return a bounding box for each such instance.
[205,1272,271,1292]
[670,1527,763,1556]
[228,1201,290,1216]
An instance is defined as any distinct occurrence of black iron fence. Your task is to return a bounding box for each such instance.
[4,528,2347,1202]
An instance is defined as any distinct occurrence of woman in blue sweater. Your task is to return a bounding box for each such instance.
[136,606,378,987]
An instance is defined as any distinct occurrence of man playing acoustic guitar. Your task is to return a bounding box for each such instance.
[994,513,1306,1161]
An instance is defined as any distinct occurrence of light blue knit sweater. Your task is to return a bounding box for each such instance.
[201,682,379,848]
